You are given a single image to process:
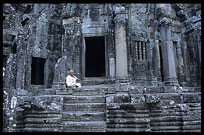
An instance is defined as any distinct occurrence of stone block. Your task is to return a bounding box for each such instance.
[107,113,149,118]
[160,94,183,103]
[182,113,201,121]
[130,94,145,103]
[63,103,105,112]
[30,96,63,113]
[183,94,201,103]
[113,93,130,103]
[119,102,148,110]
[63,96,105,103]
[62,112,105,121]
[107,117,150,124]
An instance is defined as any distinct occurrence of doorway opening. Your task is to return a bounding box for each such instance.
[31,57,46,85]
[3,55,7,68]
[85,36,105,77]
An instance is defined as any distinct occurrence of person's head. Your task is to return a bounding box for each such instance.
[69,70,74,76]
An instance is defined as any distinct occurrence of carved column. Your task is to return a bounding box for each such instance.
[114,5,128,80]
[159,17,178,86]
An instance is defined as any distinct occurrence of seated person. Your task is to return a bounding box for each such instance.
[66,70,81,88]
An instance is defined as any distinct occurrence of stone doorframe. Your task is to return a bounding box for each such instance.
[81,35,109,80]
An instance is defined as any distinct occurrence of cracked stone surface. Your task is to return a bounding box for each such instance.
[3,3,201,132]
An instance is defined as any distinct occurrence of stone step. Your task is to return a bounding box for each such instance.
[107,113,149,118]
[150,121,183,126]
[150,116,183,122]
[151,126,183,131]
[63,95,105,103]
[107,102,148,110]
[107,127,150,132]
[81,78,114,86]
[24,127,60,132]
[25,124,60,128]
[25,113,61,118]
[107,109,150,114]
[61,121,106,132]
[72,91,104,96]
[107,123,149,128]
[62,112,105,121]
[181,87,201,92]
[107,117,150,124]
[24,117,60,124]
[63,103,105,112]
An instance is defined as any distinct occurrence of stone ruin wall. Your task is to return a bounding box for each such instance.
[3,3,201,132]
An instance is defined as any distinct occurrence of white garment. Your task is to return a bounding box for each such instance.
[66,75,81,87]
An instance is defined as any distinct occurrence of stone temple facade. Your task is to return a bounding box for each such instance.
[3,3,201,132]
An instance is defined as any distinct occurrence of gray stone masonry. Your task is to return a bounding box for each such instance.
[3,3,201,132]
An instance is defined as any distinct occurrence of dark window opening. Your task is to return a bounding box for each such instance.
[3,16,5,21]
[85,36,105,77]
[12,42,17,54]
[31,57,46,85]
[137,42,140,60]
[141,42,144,60]
[3,55,7,68]
[3,44,9,47]
[11,35,16,42]
[159,45,164,82]
[21,18,29,26]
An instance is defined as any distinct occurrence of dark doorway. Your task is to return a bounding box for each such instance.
[85,36,105,77]
[31,57,46,85]
[3,55,7,68]
[159,45,164,82]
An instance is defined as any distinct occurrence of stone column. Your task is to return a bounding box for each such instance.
[114,5,128,80]
[159,17,178,86]
[176,40,185,85]
[16,52,25,89]
[154,40,161,81]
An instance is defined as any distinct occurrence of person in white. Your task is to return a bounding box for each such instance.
[66,70,81,88]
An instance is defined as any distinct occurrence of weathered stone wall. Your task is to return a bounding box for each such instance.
[3,3,201,132]
[128,4,149,83]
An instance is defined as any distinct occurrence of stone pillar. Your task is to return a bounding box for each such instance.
[109,58,115,79]
[181,34,190,84]
[176,40,185,85]
[159,18,178,86]
[16,52,25,90]
[197,33,201,66]
[114,5,128,80]
[52,56,70,89]
[154,40,161,81]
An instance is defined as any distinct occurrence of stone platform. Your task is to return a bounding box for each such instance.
[14,85,201,132]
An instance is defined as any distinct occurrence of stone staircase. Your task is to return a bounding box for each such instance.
[16,85,201,132]
[81,78,115,86]
[60,88,106,132]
